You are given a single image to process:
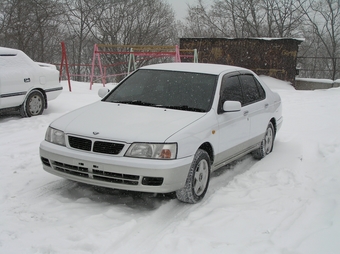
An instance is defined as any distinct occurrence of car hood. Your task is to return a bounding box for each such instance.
[51,101,206,143]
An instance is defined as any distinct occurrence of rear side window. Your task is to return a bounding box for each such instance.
[239,74,265,105]
[255,78,266,99]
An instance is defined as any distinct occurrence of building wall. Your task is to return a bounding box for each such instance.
[180,38,303,87]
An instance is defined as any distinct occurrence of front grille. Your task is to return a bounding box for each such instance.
[51,161,140,186]
[93,175,138,185]
[68,135,125,155]
[93,141,124,155]
[92,169,139,180]
[69,136,91,151]
[53,161,89,178]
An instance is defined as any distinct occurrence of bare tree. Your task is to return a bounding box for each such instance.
[86,0,177,81]
[179,0,221,37]
[90,0,176,45]
[61,0,105,81]
[0,0,62,62]
[297,0,340,80]
[181,0,305,38]
[1,0,179,82]
[262,0,305,37]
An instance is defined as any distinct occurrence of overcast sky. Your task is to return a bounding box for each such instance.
[165,0,196,20]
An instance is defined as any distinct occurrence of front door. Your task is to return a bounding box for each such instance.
[215,74,250,168]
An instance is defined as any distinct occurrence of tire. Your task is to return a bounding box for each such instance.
[252,122,275,160]
[20,90,45,117]
[176,149,211,204]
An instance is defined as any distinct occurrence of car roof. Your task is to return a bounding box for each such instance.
[140,62,247,75]
[0,47,21,55]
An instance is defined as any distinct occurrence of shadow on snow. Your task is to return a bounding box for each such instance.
[44,154,257,211]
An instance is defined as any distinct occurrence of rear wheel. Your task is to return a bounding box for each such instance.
[20,90,45,117]
[176,149,211,204]
[252,122,275,159]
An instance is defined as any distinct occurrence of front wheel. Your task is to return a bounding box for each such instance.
[20,90,45,117]
[176,149,211,204]
[252,122,275,159]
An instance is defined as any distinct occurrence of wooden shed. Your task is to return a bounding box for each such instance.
[180,38,304,87]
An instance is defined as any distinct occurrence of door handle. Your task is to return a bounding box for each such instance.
[265,103,269,109]
[243,110,249,116]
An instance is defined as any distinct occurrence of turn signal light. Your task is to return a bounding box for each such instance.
[160,149,172,159]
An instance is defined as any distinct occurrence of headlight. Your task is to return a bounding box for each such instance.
[125,143,177,159]
[45,127,66,146]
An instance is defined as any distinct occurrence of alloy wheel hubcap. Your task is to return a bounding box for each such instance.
[28,95,42,115]
[265,127,273,153]
[193,159,208,196]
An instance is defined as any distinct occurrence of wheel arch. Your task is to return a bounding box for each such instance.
[270,117,277,136]
[26,87,48,109]
[198,142,214,165]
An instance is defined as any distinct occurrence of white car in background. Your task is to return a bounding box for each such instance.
[40,63,282,203]
[0,47,62,117]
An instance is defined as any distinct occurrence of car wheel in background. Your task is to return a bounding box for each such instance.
[252,122,275,160]
[176,149,211,203]
[20,90,45,117]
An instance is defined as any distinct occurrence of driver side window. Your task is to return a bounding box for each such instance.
[219,75,243,113]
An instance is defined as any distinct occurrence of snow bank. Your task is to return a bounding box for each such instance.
[260,75,295,90]
[296,77,334,84]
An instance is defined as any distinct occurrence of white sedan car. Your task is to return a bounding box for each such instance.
[40,63,282,203]
[0,47,62,117]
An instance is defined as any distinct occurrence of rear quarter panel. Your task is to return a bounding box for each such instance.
[0,52,35,108]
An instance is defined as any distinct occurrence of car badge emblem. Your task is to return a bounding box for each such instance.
[93,132,99,135]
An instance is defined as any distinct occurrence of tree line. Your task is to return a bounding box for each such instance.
[0,0,339,81]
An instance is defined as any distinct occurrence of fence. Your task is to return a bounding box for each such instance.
[297,56,339,80]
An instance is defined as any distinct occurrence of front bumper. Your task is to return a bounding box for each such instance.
[39,141,192,193]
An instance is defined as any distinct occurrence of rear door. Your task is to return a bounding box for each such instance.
[239,73,269,147]
[0,53,33,108]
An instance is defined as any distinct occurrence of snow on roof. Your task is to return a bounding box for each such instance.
[250,37,305,42]
[181,37,305,42]
[0,47,21,55]
[141,62,246,75]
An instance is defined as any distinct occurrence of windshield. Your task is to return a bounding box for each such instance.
[104,69,218,112]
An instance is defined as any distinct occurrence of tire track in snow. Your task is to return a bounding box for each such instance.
[103,156,256,253]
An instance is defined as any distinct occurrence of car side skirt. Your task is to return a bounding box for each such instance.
[0,91,27,98]
[212,134,264,171]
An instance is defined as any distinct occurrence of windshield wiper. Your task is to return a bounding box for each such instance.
[162,105,206,112]
[113,100,156,107]
[111,101,205,112]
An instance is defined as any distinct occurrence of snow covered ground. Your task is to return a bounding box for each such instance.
[1,77,340,254]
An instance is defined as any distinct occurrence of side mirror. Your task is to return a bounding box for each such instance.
[98,87,110,98]
[223,101,241,112]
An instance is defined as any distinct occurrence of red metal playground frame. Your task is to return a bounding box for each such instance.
[59,42,198,91]
[89,44,198,89]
